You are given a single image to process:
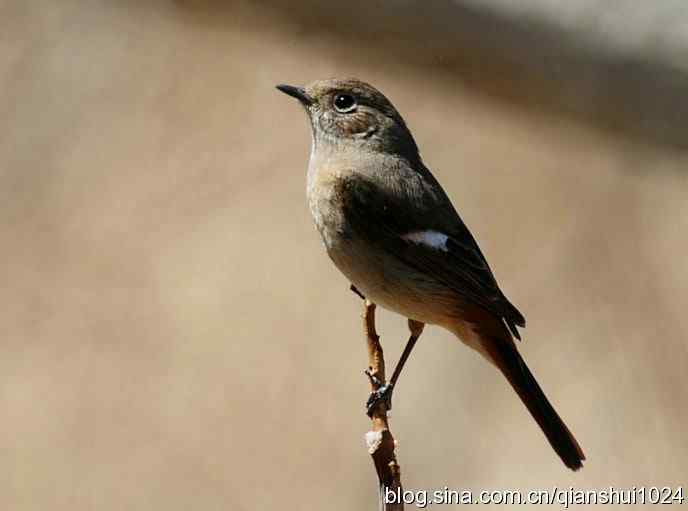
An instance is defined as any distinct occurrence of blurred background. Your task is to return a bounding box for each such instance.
[2,1,688,509]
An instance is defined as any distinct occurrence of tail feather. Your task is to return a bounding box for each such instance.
[488,338,585,470]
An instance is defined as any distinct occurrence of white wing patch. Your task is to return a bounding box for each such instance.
[402,230,449,252]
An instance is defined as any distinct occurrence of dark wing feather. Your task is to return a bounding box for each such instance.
[336,171,525,338]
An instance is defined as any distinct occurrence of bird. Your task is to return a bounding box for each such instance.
[276,78,585,471]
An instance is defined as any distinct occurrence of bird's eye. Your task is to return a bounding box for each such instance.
[333,94,356,113]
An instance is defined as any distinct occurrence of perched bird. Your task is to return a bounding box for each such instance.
[276,78,585,471]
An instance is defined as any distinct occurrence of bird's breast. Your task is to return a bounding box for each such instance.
[306,163,350,250]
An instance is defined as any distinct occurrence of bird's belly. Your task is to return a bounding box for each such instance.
[327,238,459,327]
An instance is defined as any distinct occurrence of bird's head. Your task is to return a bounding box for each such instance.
[276,78,419,161]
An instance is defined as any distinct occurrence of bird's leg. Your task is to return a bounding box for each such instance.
[350,284,366,300]
[366,319,425,417]
[389,319,425,388]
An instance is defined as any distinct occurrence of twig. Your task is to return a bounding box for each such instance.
[362,300,403,511]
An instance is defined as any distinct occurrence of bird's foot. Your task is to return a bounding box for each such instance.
[364,368,394,417]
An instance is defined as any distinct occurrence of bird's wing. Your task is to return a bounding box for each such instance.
[335,171,525,338]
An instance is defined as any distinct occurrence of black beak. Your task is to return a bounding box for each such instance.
[276,84,312,105]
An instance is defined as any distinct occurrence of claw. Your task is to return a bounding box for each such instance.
[364,368,382,387]
[366,383,394,417]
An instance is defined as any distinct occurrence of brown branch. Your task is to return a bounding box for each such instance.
[362,300,403,511]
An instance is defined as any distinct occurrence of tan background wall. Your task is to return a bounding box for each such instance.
[2,1,687,509]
